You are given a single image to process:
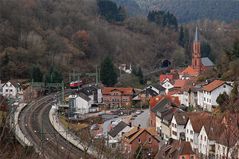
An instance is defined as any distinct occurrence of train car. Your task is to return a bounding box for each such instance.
[69,80,83,89]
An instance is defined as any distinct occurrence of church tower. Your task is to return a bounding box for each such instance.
[191,27,202,72]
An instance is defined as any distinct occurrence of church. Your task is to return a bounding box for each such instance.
[179,27,214,79]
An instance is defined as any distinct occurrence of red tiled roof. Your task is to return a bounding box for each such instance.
[203,80,226,92]
[180,66,199,76]
[149,96,164,109]
[174,80,189,88]
[149,95,180,109]
[159,74,174,83]
[102,87,134,95]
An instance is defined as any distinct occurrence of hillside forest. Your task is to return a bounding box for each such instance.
[0,0,239,82]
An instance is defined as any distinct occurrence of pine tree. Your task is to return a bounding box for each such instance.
[100,56,118,86]
[178,26,185,47]
[31,66,43,82]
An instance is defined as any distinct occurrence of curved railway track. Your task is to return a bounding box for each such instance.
[19,95,90,159]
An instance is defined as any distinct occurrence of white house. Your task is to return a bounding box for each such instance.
[170,111,188,141]
[2,81,22,98]
[161,79,174,94]
[197,89,204,107]
[180,90,190,107]
[69,93,93,115]
[185,112,210,152]
[198,125,218,157]
[201,80,233,111]
[119,64,132,74]
[108,121,132,148]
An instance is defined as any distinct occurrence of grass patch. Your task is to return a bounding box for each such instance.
[59,116,88,132]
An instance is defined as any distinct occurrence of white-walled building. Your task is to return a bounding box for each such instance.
[185,112,210,152]
[108,121,133,148]
[161,79,174,94]
[2,81,22,98]
[201,80,233,111]
[170,111,188,141]
[69,93,93,115]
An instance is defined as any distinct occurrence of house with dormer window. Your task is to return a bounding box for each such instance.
[2,80,23,99]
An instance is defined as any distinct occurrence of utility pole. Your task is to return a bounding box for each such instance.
[96,66,98,85]
[41,118,44,155]
[61,81,64,105]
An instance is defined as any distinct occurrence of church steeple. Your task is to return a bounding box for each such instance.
[194,27,199,42]
[191,27,202,72]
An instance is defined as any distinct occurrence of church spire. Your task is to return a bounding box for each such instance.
[194,27,199,42]
[192,27,202,72]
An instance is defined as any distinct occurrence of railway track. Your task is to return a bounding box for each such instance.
[19,95,90,159]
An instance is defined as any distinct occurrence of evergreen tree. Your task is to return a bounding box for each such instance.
[147,10,178,30]
[31,66,43,82]
[216,92,230,111]
[1,52,9,66]
[100,56,118,86]
[178,26,185,47]
[46,67,63,83]
[97,0,126,22]
[232,39,239,58]
[137,67,144,84]
[201,42,212,58]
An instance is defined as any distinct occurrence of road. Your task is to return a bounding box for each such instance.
[19,95,90,159]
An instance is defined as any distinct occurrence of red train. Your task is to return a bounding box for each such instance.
[69,80,83,88]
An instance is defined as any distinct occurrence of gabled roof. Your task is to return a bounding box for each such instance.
[151,97,170,113]
[156,139,195,159]
[201,57,214,67]
[149,95,165,109]
[78,93,91,102]
[174,79,190,88]
[147,83,166,92]
[187,112,210,133]
[108,121,128,138]
[173,111,189,126]
[203,80,231,92]
[80,86,97,96]
[102,87,134,95]
[123,127,159,144]
[180,66,199,76]
[159,74,174,83]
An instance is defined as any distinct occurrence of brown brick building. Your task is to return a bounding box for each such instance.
[122,127,160,159]
[102,87,134,108]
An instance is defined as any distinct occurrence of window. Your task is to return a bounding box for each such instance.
[172,131,177,136]
[182,156,185,159]
[6,89,8,92]
[204,136,206,141]
[148,137,152,143]
[190,139,193,142]
[138,138,141,143]
[186,137,189,141]
[190,155,194,159]
[201,135,202,140]
[190,130,193,135]
[10,89,12,92]
[187,129,189,133]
